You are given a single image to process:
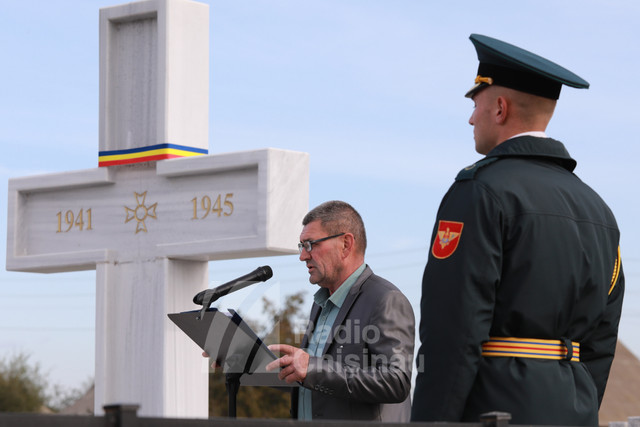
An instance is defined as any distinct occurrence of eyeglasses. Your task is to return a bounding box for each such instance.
[298,233,345,254]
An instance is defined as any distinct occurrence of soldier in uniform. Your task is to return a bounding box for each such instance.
[411,34,624,426]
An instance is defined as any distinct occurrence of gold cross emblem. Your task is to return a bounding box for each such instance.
[125,191,158,234]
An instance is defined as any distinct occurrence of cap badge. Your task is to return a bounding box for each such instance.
[475,75,493,85]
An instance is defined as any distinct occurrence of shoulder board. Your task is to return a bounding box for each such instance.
[455,157,499,181]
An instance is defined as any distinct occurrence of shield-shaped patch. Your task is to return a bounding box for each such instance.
[431,220,464,259]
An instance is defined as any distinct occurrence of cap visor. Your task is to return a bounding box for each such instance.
[465,82,487,98]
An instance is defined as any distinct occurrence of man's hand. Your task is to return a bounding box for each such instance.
[266,344,310,384]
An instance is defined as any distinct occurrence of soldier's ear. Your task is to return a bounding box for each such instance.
[495,95,508,125]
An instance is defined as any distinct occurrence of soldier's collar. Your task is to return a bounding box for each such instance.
[489,136,577,172]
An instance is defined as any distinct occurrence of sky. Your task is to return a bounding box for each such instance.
[1,0,639,398]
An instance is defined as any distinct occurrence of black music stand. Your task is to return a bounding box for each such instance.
[168,308,293,417]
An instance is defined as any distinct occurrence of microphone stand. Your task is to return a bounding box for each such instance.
[225,372,242,418]
[193,266,273,416]
[222,354,245,418]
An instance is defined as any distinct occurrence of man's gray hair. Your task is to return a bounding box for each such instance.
[302,200,367,254]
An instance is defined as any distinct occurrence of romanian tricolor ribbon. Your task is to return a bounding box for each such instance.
[482,336,580,362]
[98,143,207,167]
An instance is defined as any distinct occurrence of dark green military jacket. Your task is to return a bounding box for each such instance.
[411,136,624,426]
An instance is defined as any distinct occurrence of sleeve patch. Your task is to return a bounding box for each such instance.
[432,220,464,259]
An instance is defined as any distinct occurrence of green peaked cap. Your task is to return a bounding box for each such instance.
[466,33,589,100]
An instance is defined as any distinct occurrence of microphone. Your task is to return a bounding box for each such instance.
[193,265,273,306]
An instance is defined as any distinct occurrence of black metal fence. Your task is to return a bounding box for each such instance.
[0,405,513,427]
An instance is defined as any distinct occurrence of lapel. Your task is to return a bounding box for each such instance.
[301,302,322,350]
[321,265,372,355]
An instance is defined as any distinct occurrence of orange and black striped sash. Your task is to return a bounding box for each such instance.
[482,337,580,362]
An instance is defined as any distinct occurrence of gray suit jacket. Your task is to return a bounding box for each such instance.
[292,265,415,421]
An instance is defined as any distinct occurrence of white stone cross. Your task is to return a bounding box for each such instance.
[5,0,308,418]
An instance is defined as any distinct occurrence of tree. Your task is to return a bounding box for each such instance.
[208,291,307,418]
[0,353,48,412]
[48,379,93,413]
[0,352,93,414]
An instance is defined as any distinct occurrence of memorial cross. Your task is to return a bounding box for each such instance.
[5,0,308,418]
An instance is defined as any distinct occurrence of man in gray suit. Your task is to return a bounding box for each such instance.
[266,200,415,421]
